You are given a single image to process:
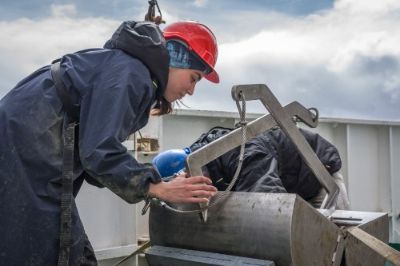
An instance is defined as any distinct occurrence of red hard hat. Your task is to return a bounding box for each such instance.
[163,21,219,83]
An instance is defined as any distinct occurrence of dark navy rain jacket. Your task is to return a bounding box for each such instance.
[0,21,167,265]
[190,127,342,200]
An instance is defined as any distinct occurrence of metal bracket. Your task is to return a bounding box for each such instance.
[231,84,339,210]
[186,84,339,222]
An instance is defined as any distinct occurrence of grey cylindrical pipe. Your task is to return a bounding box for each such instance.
[149,192,339,266]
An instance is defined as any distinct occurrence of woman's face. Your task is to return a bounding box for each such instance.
[164,68,203,102]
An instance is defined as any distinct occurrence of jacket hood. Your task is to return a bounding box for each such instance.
[104,21,169,95]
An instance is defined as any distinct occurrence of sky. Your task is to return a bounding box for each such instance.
[1,0,399,121]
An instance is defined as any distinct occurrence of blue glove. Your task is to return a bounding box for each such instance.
[152,148,191,181]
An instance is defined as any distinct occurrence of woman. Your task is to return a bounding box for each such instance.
[0,20,218,265]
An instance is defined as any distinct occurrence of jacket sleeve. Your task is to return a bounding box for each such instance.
[300,129,342,174]
[62,52,162,203]
[272,128,342,200]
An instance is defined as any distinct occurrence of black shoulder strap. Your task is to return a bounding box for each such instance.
[57,122,76,266]
[50,61,80,122]
[50,60,78,266]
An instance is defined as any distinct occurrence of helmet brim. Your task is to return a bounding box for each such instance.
[205,69,219,83]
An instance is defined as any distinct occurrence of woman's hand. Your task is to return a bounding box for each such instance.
[148,174,217,203]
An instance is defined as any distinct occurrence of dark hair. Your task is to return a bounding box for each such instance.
[151,96,173,116]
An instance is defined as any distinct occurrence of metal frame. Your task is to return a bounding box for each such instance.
[186,84,339,221]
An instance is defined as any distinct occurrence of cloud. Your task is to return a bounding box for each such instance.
[0,4,120,94]
[1,1,400,121]
[334,0,400,14]
[182,0,400,120]
[50,3,77,17]
[193,0,209,8]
